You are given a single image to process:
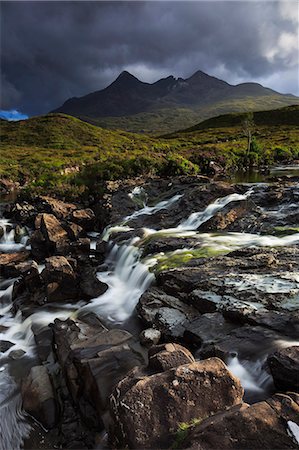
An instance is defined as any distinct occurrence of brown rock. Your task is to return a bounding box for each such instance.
[70,208,95,230]
[182,394,299,449]
[109,357,244,449]
[0,251,30,277]
[148,343,195,372]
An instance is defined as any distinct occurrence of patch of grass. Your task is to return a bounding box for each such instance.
[150,247,229,272]
[272,226,299,236]
[172,418,203,449]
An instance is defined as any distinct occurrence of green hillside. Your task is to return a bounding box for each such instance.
[83,95,299,135]
[1,107,298,198]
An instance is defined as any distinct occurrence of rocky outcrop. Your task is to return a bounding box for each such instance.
[267,346,299,392]
[109,357,243,449]
[181,393,299,449]
[52,317,145,427]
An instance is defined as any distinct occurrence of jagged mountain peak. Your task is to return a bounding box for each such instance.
[52,69,297,130]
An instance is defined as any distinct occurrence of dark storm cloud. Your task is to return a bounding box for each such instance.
[1,1,298,115]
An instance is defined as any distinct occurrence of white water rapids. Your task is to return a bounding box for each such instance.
[0,182,299,447]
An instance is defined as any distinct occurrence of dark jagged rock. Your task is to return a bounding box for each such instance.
[267,346,299,392]
[21,365,58,429]
[31,213,70,260]
[77,259,108,299]
[41,256,78,302]
[52,318,145,427]
[137,287,198,339]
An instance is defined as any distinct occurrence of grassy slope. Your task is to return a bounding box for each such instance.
[1,107,298,198]
[87,95,299,134]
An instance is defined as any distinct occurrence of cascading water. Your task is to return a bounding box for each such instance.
[178,189,253,231]
[0,180,298,447]
[82,241,154,323]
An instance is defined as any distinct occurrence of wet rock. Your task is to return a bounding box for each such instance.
[52,318,145,426]
[0,251,30,277]
[245,310,299,339]
[137,287,198,339]
[21,365,58,429]
[148,343,195,372]
[143,236,202,257]
[267,346,299,392]
[12,260,45,310]
[183,313,240,348]
[41,256,78,302]
[77,260,108,299]
[181,393,299,450]
[199,325,290,362]
[69,238,90,255]
[70,208,95,230]
[198,199,261,233]
[0,340,14,352]
[139,328,161,347]
[109,357,243,449]
[6,202,36,225]
[32,324,54,363]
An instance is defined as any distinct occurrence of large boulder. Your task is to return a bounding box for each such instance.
[181,393,299,449]
[109,357,243,449]
[21,365,58,429]
[267,346,299,392]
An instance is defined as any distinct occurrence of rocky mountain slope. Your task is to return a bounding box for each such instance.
[52,70,299,133]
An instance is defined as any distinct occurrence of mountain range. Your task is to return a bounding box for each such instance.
[52,70,299,134]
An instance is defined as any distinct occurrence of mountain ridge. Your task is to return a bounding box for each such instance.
[52,69,298,133]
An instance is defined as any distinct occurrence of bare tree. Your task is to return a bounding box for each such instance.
[242,112,254,166]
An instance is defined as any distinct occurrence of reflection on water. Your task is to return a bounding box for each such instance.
[228,164,299,183]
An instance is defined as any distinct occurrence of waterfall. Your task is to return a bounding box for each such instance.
[82,241,154,322]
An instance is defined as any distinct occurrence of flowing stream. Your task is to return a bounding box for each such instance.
[0,176,299,447]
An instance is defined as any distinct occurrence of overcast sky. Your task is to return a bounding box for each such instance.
[1,1,298,116]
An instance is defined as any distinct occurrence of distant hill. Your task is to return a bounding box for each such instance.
[0,113,152,149]
[52,70,299,134]
[173,104,299,134]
